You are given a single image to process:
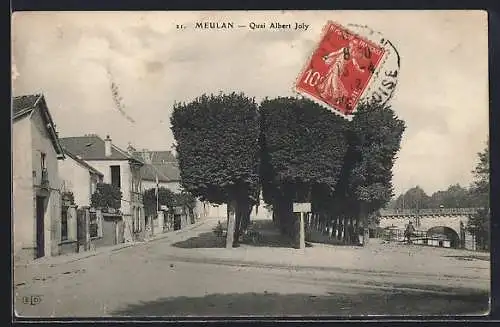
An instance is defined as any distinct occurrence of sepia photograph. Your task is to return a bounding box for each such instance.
[12,10,490,318]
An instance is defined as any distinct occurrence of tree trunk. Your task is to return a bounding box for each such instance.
[233,204,242,246]
[363,219,370,246]
[274,200,284,234]
[226,201,236,248]
[354,214,360,246]
[241,205,251,232]
[296,211,305,249]
[344,217,350,244]
[359,203,369,246]
[338,216,342,240]
[277,195,293,238]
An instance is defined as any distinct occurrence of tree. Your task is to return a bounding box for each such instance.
[91,183,122,211]
[171,92,260,247]
[173,191,197,210]
[430,184,472,208]
[396,186,431,210]
[259,97,348,246]
[341,101,405,244]
[467,142,490,250]
[142,187,175,218]
[62,191,75,206]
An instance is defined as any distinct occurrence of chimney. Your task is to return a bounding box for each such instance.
[104,135,112,157]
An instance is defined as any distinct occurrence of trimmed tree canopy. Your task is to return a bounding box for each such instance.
[344,102,406,214]
[260,97,349,203]
[171,92,260,204]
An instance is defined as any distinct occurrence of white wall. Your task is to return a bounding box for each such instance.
[12,117,34,262]
[59,157,93,207]
[85,160,132,213]
[206,203,228,219]
[85,159,144,241]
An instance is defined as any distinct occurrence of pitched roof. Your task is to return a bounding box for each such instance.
[141,162,180,182]
[59,135,143,164]
[13,94,40,119]
[130,150,180,182]
[13,94,65,157]
[63,150,104,177]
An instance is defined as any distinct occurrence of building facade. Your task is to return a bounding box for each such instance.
[12,94,65,262]
[59,150,104,208]
[130,149,182,193]
[59,135,145,242]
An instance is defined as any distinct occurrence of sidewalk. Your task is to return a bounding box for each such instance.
[159,219,491,283]
[145,218,208,243]
[16,219,208,268]
[166,243,490,281]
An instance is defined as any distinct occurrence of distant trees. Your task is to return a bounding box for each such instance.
[388,183,484,210]
[171,92,260,248]
[391,186,431,210]
[143,187,175,217]
[385,141,490,250]
[143,187,198,227]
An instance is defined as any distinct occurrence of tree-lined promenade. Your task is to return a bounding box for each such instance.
[169,91,490,250]
[170,92,406,248]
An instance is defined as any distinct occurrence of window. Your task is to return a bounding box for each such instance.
[89,212,98,238]
[110,165,121,189]
[41,152,46,170]
[40,152,48,183]
[61,206,68,241]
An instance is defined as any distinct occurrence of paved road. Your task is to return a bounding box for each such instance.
[14,218,490,318]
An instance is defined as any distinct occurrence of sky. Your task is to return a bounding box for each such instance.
[12,10,489,196]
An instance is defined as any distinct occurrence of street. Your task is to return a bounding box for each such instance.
[14,217,490,317]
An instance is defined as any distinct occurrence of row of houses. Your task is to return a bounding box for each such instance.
[12,94,216,263]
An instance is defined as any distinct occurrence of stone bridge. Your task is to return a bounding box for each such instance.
[378,208,479,248]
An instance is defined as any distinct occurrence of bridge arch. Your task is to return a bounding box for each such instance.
[426,226,460,248]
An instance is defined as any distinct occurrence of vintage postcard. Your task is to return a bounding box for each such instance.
[12,10,490,319]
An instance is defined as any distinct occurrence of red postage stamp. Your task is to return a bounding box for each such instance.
[295,21,387,118]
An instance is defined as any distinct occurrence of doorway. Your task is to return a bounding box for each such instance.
[35,196,46,258]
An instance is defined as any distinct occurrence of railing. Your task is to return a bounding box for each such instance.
[380,208,480,217]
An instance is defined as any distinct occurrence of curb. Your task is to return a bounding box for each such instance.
[144,219,208,244]
[49,242,140,265]
[29,220,211,266]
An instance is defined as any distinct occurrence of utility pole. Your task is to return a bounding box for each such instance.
[416,198,420,228]
[155,173,159,213]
